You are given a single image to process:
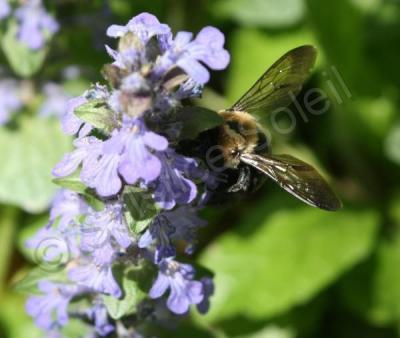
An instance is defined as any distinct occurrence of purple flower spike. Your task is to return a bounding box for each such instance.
[149,259,204,314]
[107,12,171,43]
[0,0,11,20]
[25,282,81,330]
[15,0,59,50]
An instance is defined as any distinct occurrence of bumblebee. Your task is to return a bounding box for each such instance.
[181,45,342,211]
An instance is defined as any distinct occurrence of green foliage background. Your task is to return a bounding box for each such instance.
[1,0,400,337]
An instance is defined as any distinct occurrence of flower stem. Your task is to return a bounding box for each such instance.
[0,206,18,295]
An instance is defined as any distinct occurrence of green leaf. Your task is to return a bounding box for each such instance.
[0,207,18,292]
[0,293,42,338]
[385,124,400,165]
[103,263,156,319]
[82,193,105,212]
[1,20,47,77]
[74,99,117,133]
[52,171,87,194]
[213,0,305,28]
[123,186,158,234]
[306,0,380,96]
[339,229,400,326]
[238,326,295,338]
[0,117,71,213]
[53,172,104,211]
[53,174,104,211]
[13,267,68,294]
[199,195,379,322]
[178,106,223,141]
[61,318,93,338]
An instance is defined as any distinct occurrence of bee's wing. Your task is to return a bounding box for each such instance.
[240,153,342,211]
[231,45,317,115]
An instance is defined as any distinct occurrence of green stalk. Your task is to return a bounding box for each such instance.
[0,206,19,296]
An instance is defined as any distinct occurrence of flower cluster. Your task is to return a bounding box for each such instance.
[24,12,229,337]
[0,0,59,50]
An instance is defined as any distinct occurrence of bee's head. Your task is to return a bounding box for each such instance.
[218,111,261,168]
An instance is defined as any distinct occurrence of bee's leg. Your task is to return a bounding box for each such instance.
[228,166,251,193]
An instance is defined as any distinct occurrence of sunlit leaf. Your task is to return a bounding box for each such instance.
[339,232,400,326]
[0,117,71,213]
[102,263,155,319]
[213,0,305,28]
[0,293,42,338]
[123,186,158,235]
[200,195,379,322]
[74,99,117,133]
[385,124,400,165]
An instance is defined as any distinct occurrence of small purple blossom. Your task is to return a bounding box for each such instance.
[80,201,132,252]
[114,118,168,185]
[68,260,121,298]
[39,83,71,118]
[138,214,176,262]
[197,277,214,314]
[139,206,206,260]
[0,0,10,20]
[80,151,122,197]
[25,225,72,265]
[87,299,114,336]
[153,150,198,210]
[81,118,167,196]
[0,79,22,125]
[157,26,230,84]
[169,206,207,254]
[25,190,88,267]
[149,259,204,314]
[49,189,90,231]
[52,136,103,178]
[15,0,59,50]
[55,118,168,197]
[107,12,171,44]
[26,281,81,330]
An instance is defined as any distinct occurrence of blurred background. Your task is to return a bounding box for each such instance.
[1,0,400,337]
